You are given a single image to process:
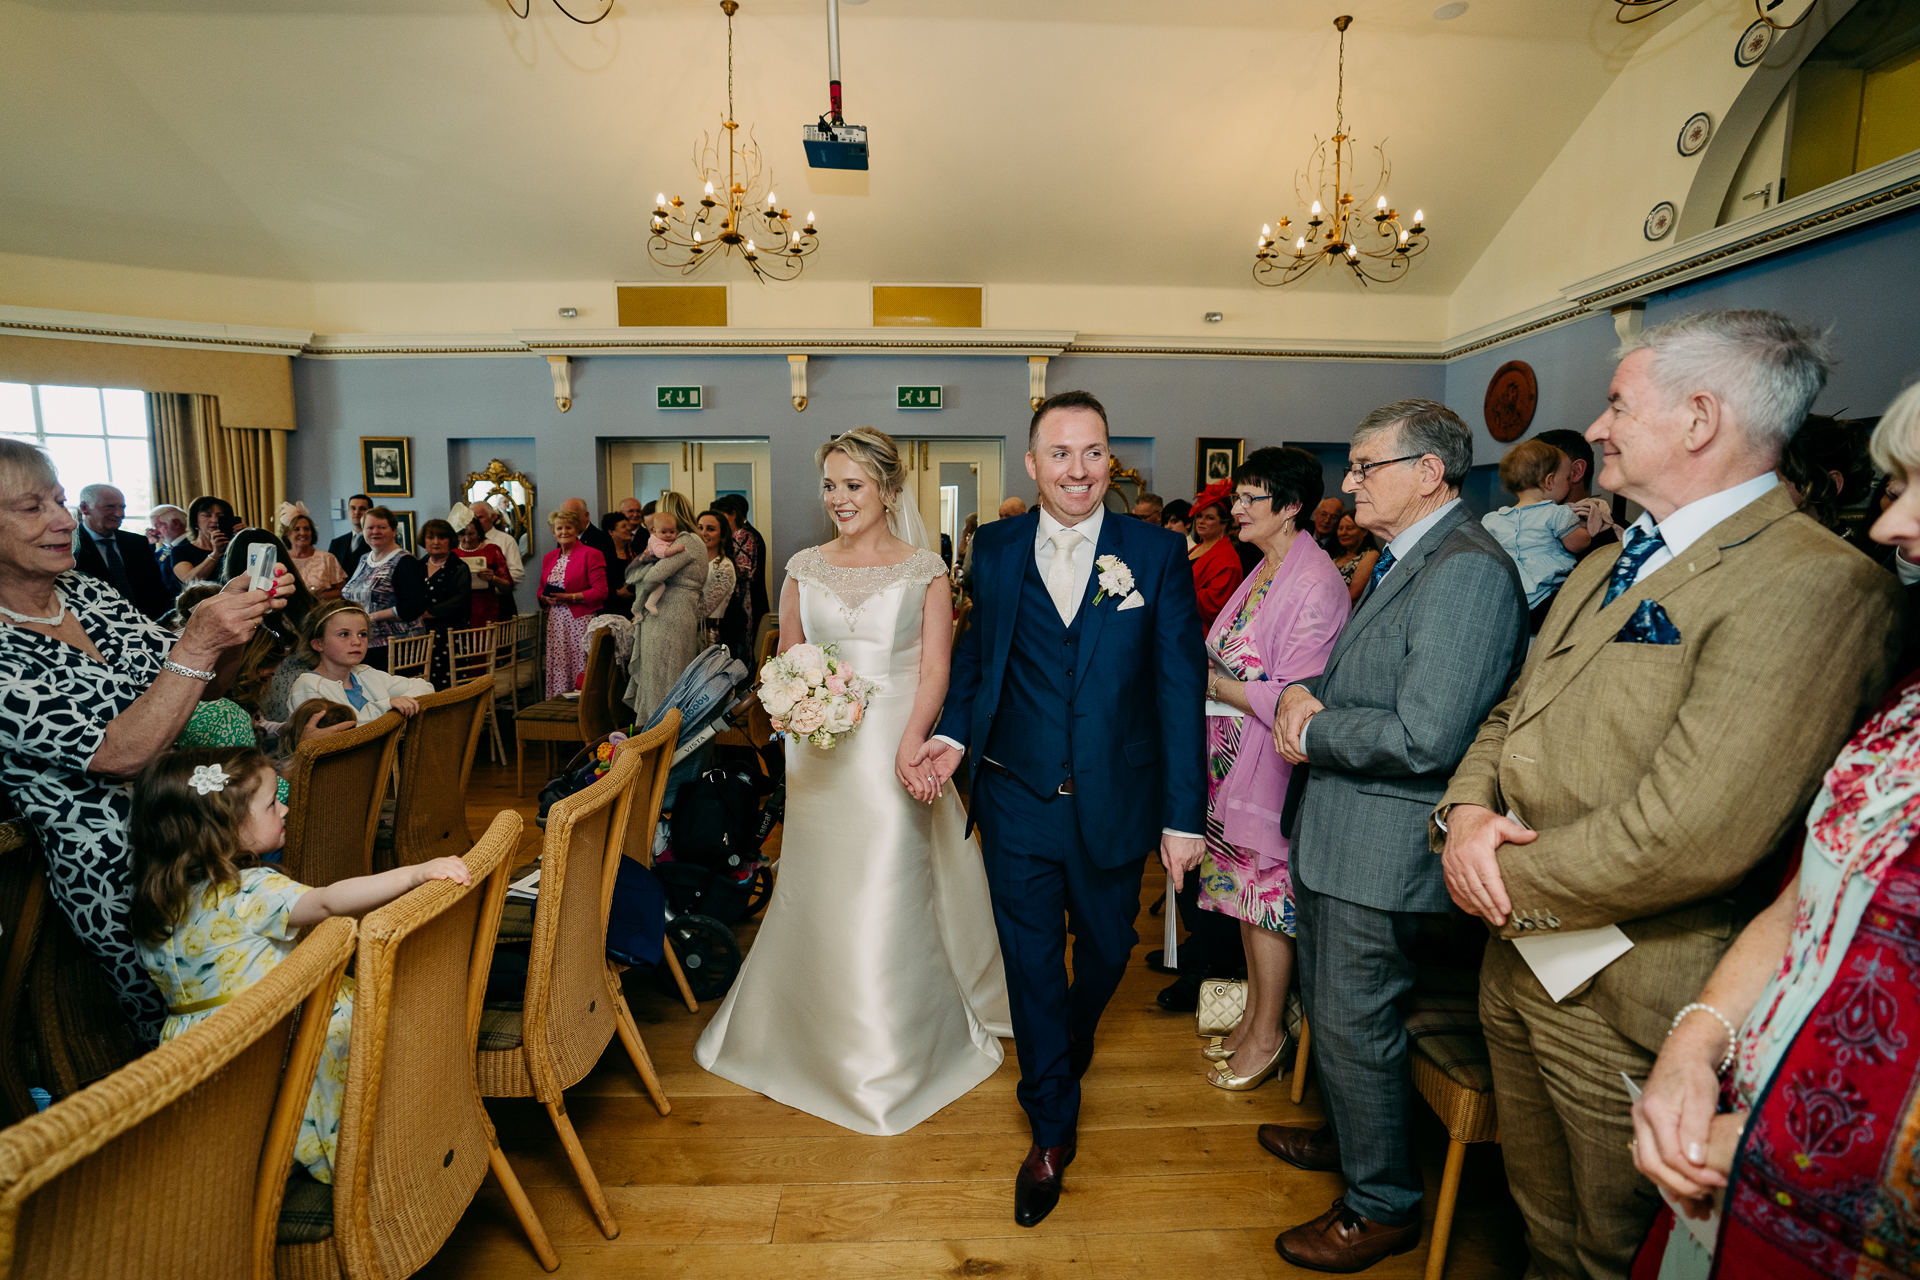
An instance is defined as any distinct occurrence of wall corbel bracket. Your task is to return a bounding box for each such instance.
[789,354,808,411]
[546,355,573,412]
[1028,355,1048,410]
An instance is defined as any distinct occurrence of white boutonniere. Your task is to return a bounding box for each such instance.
[1093,554,1136,606]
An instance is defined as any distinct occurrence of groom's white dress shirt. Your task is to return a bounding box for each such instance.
[934,502,1197,841]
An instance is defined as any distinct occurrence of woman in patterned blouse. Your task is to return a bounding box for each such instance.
[0,438,293,1041]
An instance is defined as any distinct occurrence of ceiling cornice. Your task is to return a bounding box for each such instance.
[0,305,311,355]
[510,327,1077,357]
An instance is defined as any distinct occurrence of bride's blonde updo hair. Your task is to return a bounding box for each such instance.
[816,427,908,508]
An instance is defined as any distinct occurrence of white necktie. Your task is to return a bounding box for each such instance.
[1046,528,1083,624]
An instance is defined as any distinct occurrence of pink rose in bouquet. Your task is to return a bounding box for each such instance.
[756,641,877,749]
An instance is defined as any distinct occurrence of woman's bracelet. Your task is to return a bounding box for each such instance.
[1669,1002,1737,1076]
[162,658,216,683]
[1207,674,1221,700]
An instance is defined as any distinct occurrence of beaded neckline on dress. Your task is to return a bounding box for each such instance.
[787,546,948,629]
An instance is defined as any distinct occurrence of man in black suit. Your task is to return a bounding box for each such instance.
[329,493,372,580]
[74,484,172,619]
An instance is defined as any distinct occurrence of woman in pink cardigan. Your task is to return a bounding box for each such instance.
[1194,448,1349,1092]
[536,508,608,697]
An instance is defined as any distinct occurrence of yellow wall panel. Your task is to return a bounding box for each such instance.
[872,286,983,328]
[1859,46,1920,172]
[616,285,728,327]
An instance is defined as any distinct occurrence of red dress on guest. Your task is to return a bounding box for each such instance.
[1190,536,1245,629]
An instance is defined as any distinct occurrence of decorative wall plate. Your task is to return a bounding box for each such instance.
[1677,112,1712,156]
[1735,19,1773,66]
[1644,201,1677,241]
[1484,361,1538,443]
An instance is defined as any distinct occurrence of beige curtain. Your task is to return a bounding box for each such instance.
[147,392,286,529]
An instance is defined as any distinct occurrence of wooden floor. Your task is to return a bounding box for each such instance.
[424,757,1528,1279]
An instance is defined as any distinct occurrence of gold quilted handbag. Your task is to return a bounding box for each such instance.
[1195,978,1247,1037]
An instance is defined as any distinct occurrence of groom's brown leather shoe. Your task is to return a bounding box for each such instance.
[1258,1122,1340,1172]
[1275,1198,1420,1273]
[1013,1136,1076,1228]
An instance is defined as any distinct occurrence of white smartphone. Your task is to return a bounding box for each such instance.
[245,542,279,592]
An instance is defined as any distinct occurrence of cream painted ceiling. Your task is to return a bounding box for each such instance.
[0,0,1689,296]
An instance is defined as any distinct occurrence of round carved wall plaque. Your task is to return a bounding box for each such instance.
[1484,360,1538,443]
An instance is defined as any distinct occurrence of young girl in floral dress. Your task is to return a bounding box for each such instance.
[129,746,468,1184]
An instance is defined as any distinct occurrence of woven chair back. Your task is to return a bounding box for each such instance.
[390,678,491,870]
[384,633,433,683]
[610,712,681,899]
[282,711,404,888]
[576,630,615,744]
[31,913,142,1102]
[0,822,46,1124]
[320,811,519,1280]
[507,741,640,1101]
[0,916,355,1280]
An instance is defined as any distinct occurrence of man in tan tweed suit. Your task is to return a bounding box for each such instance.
[1436,310,1901,1280]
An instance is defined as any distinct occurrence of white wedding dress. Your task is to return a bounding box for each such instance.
[694,545,1012,1136]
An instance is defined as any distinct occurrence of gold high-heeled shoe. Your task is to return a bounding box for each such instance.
[1206,1038,1289,1091]
[1202,1037,1235,1063]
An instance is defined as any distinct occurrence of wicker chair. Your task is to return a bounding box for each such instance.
[512,629,616,795]
[384,633,433,683]
[281,711,404,889]
[445,624,504,762]
[609,712,698,1013]
[1403,969,1499,1280]
[276,810,556,1279]
[0,820,46,1124]
[478,738,671,1240]
[493,614,541,713]
[388,678,491,871]
[0,915,355,1280]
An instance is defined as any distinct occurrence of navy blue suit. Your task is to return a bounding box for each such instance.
[936,509,1205,1144]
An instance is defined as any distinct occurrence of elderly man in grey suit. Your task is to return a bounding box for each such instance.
[1262,399,1528,1272]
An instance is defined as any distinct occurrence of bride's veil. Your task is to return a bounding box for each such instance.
[887,492,936,553]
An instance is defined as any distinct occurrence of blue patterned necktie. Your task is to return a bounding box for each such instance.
[1361,545,1396,601]
[1602,527,1667,607]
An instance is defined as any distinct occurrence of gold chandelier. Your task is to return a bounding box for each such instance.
[1254,16,1428,288]
[648,1,819,283]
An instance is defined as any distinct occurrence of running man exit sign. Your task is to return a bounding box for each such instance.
[896,386,943,409]
[657,386,703,409]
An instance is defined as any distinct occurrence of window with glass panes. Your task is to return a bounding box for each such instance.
[0,382,153,520]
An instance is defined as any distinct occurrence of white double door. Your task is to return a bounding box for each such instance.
[896,438,1004,562]
[605,440,773,544]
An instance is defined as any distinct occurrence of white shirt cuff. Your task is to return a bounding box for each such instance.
[932,735,966,753]
[1897,547,1920,588]
[1161,828,1202,840]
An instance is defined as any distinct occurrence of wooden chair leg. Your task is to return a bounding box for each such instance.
[661,935,699,1014]
[516,735,525,796]
[489,1142,561,1272]
[1290,1016,1312,1105]
[545,1099,620,1240]
[1424,1137,1468,1280]
[610,984,672,1116]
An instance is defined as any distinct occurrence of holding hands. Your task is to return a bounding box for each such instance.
[902,737,962,803]
[1272,684,1322,765]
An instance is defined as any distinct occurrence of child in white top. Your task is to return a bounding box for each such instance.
[1481,439,1611,609]
[288,599,433,725]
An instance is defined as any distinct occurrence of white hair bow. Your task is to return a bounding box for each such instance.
[275,500,310,532]
[448,501,474,533]
[188,764,230,796]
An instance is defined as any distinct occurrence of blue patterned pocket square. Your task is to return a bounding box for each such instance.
[1614,600,1681,645]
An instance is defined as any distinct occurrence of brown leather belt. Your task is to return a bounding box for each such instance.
[982,759,1074,795]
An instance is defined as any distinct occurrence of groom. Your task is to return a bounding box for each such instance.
[916,390,1206,1227]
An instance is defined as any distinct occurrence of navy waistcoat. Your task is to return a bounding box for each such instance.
[982,546,1083,796]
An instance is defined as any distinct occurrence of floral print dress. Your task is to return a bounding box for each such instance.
[544,553,590,698]
[1197,571,1296,935]
[135,867,352,1184]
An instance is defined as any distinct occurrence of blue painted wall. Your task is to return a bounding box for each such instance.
[289,207,1920,574]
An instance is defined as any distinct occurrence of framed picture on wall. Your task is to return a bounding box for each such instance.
[387,509,416,554]
[361,437,413,498]
[1195,437,1244,491]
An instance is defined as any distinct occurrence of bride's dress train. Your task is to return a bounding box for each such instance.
[694,546,1011,1136]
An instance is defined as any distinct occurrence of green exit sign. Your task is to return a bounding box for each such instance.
[656,386,703,410]
[897,385,943,410]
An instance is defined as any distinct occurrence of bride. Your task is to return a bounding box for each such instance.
[694,426,1012,1135]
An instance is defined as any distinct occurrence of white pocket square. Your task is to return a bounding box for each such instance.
[1117,591,1146,611]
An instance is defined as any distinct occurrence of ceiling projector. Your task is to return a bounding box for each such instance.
[804,119,868,171]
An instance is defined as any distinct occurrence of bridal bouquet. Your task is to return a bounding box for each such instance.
[758,643,876,749]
